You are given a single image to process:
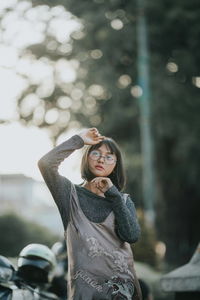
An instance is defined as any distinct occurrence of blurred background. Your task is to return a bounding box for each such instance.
[0,0,200,299]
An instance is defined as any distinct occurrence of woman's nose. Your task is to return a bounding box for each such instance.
[98,155,105,163]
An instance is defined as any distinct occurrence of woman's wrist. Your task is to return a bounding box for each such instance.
[77,132,86,144]
[104,185,120,197]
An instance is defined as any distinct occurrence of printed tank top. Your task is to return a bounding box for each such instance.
[64,184,141,300]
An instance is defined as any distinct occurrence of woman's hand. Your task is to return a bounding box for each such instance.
[91,177,113,193]
[78,128,105,145]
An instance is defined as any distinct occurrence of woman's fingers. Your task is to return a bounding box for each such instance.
[79,128,104,145]
[92,131,101,138]
[90,128,103,137]
[91,137,105,145]
[93,136,105,141]
[91,177,113,192]
[90,128,98,135]
[91,177,112,193]
[92,177,108,188]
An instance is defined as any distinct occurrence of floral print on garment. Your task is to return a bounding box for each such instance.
[87,237,133,276]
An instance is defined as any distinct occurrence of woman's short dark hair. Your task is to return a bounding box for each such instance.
[81,138,126,191]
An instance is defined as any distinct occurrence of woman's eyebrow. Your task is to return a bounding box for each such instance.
[97,149,113,154]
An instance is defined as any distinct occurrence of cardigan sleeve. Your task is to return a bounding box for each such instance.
[38,135,84,230]
[105,185,141,243]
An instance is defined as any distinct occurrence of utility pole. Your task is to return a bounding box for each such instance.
[136,0,155,224]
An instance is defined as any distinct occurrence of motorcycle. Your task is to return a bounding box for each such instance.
[0,244,60,300]
[0,255,15,299]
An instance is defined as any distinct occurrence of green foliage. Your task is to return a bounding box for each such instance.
[1,0,200,266]
[0,213,58,257]
[146,0,200,266]
[10,0,140,146]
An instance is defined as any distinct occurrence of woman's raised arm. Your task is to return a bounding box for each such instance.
[38,135,84,230]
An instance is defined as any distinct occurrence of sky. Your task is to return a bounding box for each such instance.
[0,122,83,183]
[0,0,83,183]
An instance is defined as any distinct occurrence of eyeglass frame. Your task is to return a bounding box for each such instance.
[88,150,117,165]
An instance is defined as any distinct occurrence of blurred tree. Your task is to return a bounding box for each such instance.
[0,0,142,203]
[146,0,200,266]
[28,0,200,266]
[0,213,58,257]
[1,0,200,267]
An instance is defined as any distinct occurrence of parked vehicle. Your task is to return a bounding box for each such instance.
[0,243,60,299]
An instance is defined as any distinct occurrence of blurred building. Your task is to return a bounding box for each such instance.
[0,174,63,235]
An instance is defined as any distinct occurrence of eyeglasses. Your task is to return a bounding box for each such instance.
[89,150,116,165]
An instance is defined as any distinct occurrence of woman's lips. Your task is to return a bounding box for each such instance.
[95,165,104,170]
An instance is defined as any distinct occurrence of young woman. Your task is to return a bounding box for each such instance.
[38,128,142,300]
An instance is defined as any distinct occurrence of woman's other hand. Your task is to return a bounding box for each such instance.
[78,128,105,145]
[91,177,113,193]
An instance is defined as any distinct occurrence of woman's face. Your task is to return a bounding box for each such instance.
[88,144,117,178]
